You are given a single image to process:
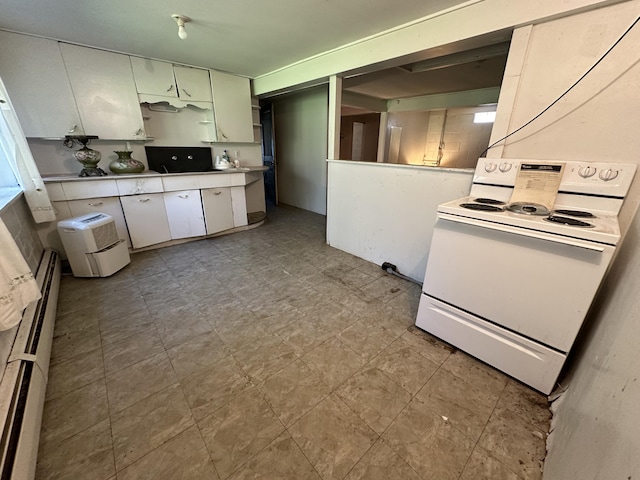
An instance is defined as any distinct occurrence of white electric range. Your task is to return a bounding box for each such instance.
[415,158,636,394]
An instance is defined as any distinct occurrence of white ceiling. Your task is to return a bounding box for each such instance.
[0,0,473,79]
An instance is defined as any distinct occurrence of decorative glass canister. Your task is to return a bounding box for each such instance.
[109,151,145,174]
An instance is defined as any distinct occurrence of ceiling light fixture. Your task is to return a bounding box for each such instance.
[171,14,190,40]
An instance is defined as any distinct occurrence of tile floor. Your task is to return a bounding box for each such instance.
[37,205,550,480]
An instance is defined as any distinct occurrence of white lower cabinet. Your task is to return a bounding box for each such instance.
[67,197,131,248]
[163,190,206,239]
[201,188,234,235]
[120,194,171,248]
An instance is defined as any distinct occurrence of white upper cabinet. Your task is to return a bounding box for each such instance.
[131,58,212,107]
[130,58,178,98]
[173,66,212,103]
[210,70,254,143]
[60,43,146,140]
[0,32,84,138]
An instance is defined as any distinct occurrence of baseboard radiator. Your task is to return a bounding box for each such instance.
[0,250,60,480]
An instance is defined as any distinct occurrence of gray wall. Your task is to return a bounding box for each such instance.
[543,206,640,479]
[273,86,328,215]
[1,195,43,273]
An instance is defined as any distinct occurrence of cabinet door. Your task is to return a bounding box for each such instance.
[163,190,206,239]
[173,66,212,103]
[0,32,83,138]
[201,188,234,235]
[210,70,253,142]
[68,197,132,248]
[130,57,178,98]
[120,194,171,249]
[61,43,146,140]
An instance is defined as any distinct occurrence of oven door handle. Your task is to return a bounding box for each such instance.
[437,213,607,252]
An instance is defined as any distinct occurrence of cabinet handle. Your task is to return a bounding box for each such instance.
[181,88,192,97]
[139,198,150,203]
[178,194,189,199]
[134,128,145,137]
[68,124,78,133]
[166,84,175,93]
[214,191,222,196]
[88,202,103,206]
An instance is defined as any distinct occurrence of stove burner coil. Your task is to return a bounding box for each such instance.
[506,202,550,216]
[553,209,596,218]
[545,215,595,227]
[474,198,506,206]
[459,203,504,212]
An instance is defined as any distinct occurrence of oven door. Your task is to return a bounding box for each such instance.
[421,212,615,352]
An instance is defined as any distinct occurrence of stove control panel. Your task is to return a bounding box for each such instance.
[474,158,637,196]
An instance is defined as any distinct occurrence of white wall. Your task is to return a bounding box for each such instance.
[272,86,329,215]
[490,1,640,232]
[543,206,640,479]
[326,160,473,281]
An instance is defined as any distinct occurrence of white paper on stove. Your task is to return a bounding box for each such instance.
[509,163,565,209]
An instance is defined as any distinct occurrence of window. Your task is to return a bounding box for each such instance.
[0,106,20,189]
[473,111,496,124]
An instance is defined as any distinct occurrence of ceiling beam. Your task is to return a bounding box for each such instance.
[386,87,500,112]
[407,42,510,73]
[341,91,388,112]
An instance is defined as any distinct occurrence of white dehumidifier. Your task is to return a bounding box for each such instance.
[57,213,130,277]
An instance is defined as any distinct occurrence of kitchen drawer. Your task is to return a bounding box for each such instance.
[117,177,164,196]
[162,175,201,192]
[61,180,119,200]
[198,174,234,189]
[45,183,66,201]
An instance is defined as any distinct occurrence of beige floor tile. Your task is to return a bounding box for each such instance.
[336,367,412,435]
[275,316,336,356]
[45,347,104,401]
[39,378,108,449]
[167,330,229,380]
[153,308,213,349]
[382,398,476,480]
[442,351,509,395]
[50,324,101,366]
[117,425,218,480]
[36,419,114,480]
[289,394,377,480]
[258,359,331,427]
[232,334,297,383]
[199,387,285,479]
[106,351,177,413]
[180,355,252,421]
[337,320,397,361]
[416,368,500,441]
[99,308,155,345]
[97,295,148,322]
[111,383,194,471]
[228,432,320,480]
[302,336,366,390]
[371,341,438,395]
[102,325,164,375]
[459,446,522,480]
[498,380,551,432]
[477,406,546,480]
[358,275,409,303]
[53,306,100,337]
[398,327,454,365]
[345,440,422,480]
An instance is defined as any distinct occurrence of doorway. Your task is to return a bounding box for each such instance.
[260,102,277,205]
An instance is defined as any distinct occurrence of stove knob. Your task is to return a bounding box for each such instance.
[171,155,178,161]
[578,166,596,178]
[499,162,512,172]
[484,162,497,173]
[599,168,619,181]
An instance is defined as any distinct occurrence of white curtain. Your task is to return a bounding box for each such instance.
[0,218,41,330]
[0,77,55,223]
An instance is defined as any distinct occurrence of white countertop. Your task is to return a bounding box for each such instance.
[42,165,268,182]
